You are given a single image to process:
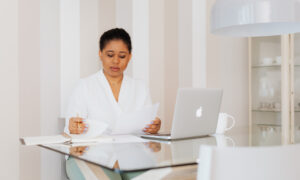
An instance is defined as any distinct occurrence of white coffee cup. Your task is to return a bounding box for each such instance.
[215,113,235,134]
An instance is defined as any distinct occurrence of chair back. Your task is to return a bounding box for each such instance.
[197,144,300,180]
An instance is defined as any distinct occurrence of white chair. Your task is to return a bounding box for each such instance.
[197,144,300,180]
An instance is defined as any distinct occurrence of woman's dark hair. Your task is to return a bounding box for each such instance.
[99,28,132,53]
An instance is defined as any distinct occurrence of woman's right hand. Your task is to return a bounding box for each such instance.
[68,117,88,134]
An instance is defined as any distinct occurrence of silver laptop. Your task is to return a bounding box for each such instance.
[141,88,223,140]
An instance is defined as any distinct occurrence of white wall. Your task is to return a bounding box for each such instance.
[178,0,193,88]
[192,0,207,88]
[156,0,249,132]
[0,1,19,179]
[149,0,165,128]
[98,0,116,34]
[164,0,179,131]
[40,0,66,179]
[177,0,207,89]
[60,0,81,117]
[18,0,67,179]
[18,0,41,179]
[116,0,133,75]
[80,0,101,77]
[206,0,249,133]
[132,0,150,85]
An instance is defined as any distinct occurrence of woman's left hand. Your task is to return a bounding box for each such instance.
[143,117,161,134]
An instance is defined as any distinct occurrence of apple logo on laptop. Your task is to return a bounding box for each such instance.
[196,106,203,118]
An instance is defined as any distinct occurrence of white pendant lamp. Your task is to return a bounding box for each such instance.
[211,0,300,37]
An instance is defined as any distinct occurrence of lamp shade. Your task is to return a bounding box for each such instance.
[211,0,300,37]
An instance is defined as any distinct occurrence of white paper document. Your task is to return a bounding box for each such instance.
[112,103,159,134]
[20,135,68,146]
[20,134,114,146]
[20,134,148,146]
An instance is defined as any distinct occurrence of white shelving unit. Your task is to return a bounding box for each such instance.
[249,34,300,145]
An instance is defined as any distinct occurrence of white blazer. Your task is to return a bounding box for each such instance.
[64,70,152,136]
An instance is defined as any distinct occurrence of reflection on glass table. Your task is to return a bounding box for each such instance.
[38,130,300,179]
[40,135,235,173]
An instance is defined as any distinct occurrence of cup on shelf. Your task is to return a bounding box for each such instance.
[259,102,268,110]
[259,101,280,111]
[275,56,281,65]
[266,102,272,109]
[261,57,273,65]
[266,102,272,110]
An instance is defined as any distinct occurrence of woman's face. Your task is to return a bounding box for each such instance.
[99,39,131,78]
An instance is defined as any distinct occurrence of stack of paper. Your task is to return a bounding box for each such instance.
[20,134,113,146]
[20,134,148,146]
[112,103,159,134]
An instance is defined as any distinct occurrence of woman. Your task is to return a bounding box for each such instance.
[64,28,161,136]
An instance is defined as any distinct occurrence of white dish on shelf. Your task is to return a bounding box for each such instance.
[260,57,273,65]
[275,56,281,65]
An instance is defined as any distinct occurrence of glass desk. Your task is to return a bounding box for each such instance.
[40,135,220,173]
[37,130,289,179]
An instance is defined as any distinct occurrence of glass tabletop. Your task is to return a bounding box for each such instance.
[39,126,300,173]
[39,131,273,173]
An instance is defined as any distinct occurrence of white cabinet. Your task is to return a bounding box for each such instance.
[249,34,300,145]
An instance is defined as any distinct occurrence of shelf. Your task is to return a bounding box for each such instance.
[250,37,300,138]
[252,109,281,112]
[255,124,300,129]
[252,64,281,68]
[255,124,281,127]
[252,109,300,112]
[252,64,300,68]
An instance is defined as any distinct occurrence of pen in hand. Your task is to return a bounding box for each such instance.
[68,113,89,134]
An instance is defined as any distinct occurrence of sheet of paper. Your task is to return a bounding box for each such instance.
[21,134,113,146]
[20,135,69,146]
[112,103,159,134]
[21,134,148,146]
